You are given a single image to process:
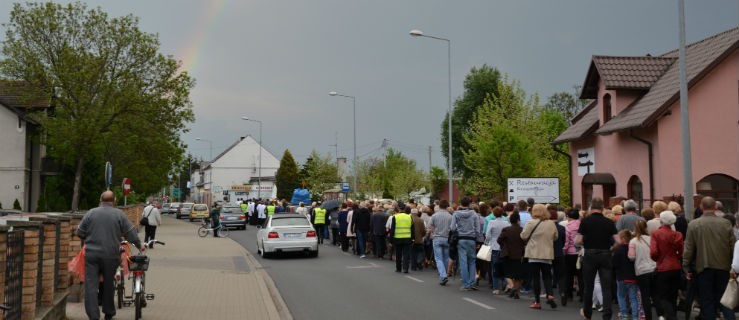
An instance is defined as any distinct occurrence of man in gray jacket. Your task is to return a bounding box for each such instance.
[451,197,482,290]
[77,191,143,320]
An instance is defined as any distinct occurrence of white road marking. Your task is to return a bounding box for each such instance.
[405,276,424,283]
[463,297,495,310]
[347,265,376,269]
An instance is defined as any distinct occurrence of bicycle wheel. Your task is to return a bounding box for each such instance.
[116,281,124,309]
[134,292,142,320]
[219,225,230,237]
[197,226,209,237]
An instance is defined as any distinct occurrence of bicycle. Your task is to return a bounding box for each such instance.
[115,241,132,309]
[124,239,165,320]
[197,218,229,238]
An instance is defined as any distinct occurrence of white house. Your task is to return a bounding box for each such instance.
[0,82,48,212]
[191,135,280,204]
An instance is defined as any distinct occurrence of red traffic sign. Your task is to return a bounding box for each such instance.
[123,178,131,195]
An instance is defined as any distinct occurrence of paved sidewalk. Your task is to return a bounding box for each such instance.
[66,215,292,320]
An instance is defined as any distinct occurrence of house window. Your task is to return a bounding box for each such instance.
[602,94,612,123]
[17,115,24,132]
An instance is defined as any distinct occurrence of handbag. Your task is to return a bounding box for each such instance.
[476,243,493,261]
[721,278,739,309]
[521,220,543,264]
[140,207,153,226]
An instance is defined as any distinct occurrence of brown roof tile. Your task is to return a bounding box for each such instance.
[597,27,739,134]
[552,101,598,144]
[593,56,676,89]
[0,80,50,110]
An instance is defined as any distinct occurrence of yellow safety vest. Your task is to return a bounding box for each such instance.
[267,205,276,215]
[394,213,412,239]
[314,208,327,224]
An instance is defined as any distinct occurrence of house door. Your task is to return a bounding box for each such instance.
[582,173,617,210]
[697,174,739,214]
[628,175,644,210]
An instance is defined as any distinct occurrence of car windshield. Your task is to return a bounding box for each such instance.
[221,206,241,214]
[171,203,180,207]
[163,203,170,208]
[183,203,194,208]
[193,204,207,211]
[271,217,311,227]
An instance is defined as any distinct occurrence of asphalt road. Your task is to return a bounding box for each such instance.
[224,225,591,320]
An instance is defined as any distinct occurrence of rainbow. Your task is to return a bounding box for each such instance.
[179,0,231,73]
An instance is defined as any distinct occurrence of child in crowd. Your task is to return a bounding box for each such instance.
[614,229,639,320]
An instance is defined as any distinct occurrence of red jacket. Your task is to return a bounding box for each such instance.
[650,225,684,272]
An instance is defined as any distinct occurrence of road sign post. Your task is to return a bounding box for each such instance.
[122,178,131,206]
[507,178,560,203]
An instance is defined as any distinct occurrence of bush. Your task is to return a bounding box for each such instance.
[13,199,22,210]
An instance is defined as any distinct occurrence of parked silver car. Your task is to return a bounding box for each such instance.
[161,203,171,215]
[256,214,318,258]
[219,205,247,230]
[177,202,194,219]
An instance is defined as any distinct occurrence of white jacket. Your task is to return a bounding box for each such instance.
[143,205,162,227]
[628,235,656,276]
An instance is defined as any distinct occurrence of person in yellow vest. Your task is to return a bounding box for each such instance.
[312,202,327,244]
[267,201,276,216]
[390,204,415,273]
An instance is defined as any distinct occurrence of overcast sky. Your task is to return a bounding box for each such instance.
[1,1,737,171]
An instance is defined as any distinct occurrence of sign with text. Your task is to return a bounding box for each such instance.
[341,182,350,193]
[577,147,595,176]
[507,178,560,203]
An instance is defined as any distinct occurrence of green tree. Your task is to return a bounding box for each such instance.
[0,2,194,210]
[545,90,589,122]
[441,64,501,178]
[463,76,537,199]
[303,150,339,200]
[275,149,300,200]
[12,199,21,211]
[429,166,447,200]
[356,149,428,201]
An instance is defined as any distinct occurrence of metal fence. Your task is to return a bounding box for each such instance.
[5,230,25,320]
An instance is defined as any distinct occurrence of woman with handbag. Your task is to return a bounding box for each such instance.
[497,212,525,299]
[521,204,559,309]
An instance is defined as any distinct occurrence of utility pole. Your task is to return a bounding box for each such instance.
[428,146,432,173]
[678,0,694,219]
[329,132,338,160]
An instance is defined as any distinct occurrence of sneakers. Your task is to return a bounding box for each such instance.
[460,287,472,291]
[360,255,366,258]
[529,302,541,309]
[440,277,448,286]
[546,296,557,309]
[470,285,479,291]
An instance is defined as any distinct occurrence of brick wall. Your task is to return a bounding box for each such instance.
[40,221,57,306]
[56,219,70,292]
[0,228,7,318]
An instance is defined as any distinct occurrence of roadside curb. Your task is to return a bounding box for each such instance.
[230,232,293,320]
[241,246,294,320]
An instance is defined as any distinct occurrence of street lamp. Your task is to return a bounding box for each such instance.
[329,91,357,197]
[195,137,214,204]
[241,116,263,200]
[410,28,453,203]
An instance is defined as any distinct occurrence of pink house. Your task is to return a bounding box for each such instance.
[554,27,739,213]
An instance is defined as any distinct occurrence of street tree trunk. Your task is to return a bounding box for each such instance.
[71,156,84,211]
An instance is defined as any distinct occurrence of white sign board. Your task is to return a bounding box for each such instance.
[577,147,595,176]
[507,178,560,203]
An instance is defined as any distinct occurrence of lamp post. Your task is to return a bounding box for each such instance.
[329,91,357,197]
[241,117,263,199]
[410,28,453,203]
[195,137,213,203]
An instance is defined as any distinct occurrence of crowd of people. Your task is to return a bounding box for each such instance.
[235,195,739,320]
